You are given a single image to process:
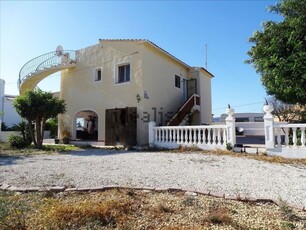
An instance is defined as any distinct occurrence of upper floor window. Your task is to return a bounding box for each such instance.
[175,75,181,88]
[95,68,102,82]
[117,64,130,83]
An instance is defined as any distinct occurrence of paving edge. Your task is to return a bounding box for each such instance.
[0,183,305,212]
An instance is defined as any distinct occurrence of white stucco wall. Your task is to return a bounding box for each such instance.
[3,96,22,127]
[0,80,22,128]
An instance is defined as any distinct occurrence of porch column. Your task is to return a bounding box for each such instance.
[148,121,156,148]
[263,105,275,149]
[225,108,236,147]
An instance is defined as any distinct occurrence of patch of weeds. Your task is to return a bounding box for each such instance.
[279,199,301,222]
[126,189,136,197]
[41,190,55,198]
[0,142,81,157]
[0,194,29,230]
[280,221,295,230]
[0,142,12,151]
[157,203,172,213]
[0,143,37,157]
[203,149,306,166]
[203,204,232,225]
[176,145,202,152]
[150,203,173,216]
[78,144,101,150]
[36,197,132,229]
[230,208,238,215]
[42,144,81,152]
[182,196,196,207]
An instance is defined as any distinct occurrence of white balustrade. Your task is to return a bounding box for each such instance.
[274,124,306,148]
[152,125,228,150]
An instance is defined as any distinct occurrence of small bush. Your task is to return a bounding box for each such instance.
[182,196,196,206]
[226,143,233,151]
[8,135,27,149]
[10,121,32,146]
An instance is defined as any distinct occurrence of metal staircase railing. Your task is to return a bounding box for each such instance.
[18,50,76,89]
[167,94,200,126]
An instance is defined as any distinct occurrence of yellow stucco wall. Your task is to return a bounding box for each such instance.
[60,40,212,146]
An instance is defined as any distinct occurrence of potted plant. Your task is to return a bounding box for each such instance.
[61,128,71,144]
[54,136,60,144]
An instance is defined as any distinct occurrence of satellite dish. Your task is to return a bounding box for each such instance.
[56,45,64,56]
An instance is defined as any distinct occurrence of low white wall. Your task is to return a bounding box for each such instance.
[267,148,306,159]
[0,131,20,142]
[0,131,51,142]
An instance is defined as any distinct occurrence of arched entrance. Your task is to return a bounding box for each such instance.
[74,110,98,140]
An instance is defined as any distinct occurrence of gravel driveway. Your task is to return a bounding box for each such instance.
[1,149,306,206]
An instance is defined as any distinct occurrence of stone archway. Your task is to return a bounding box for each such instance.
[74,110,98,140]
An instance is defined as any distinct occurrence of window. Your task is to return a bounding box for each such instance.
[117,64,130,83]
[175,75,181,88]
[254,117,264,122]
[95,68,102,82]
[236,117,249,122]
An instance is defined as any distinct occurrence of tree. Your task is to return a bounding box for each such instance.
[246,0,306,105]
[267,96,305,122]
[13,89,66,149]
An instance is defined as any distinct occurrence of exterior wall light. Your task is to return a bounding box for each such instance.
[136,94,141,103]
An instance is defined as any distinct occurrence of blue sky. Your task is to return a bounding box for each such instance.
[0,0,281,117]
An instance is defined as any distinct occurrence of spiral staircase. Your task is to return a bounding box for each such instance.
[18,50,77,95]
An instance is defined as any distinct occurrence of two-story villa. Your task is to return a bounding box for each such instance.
[19,39,214,146]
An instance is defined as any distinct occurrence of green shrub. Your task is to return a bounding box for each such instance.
[45,118,58,138]
[8,135,27,149]
[226,143,233,151]
[9,121,32,146]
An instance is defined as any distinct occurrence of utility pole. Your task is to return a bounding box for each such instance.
[205,44,208,70]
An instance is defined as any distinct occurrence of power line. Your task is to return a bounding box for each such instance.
[213,101,263,110]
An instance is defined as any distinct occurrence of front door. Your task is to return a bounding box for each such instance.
[105,107,137,146]
[182,79,187,103]
[187,79,197,98]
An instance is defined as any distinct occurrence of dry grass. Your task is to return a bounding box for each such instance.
[208,149,306,165]
[1,189,305,229]
[164,145,306,166]
[0,142,82,157]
